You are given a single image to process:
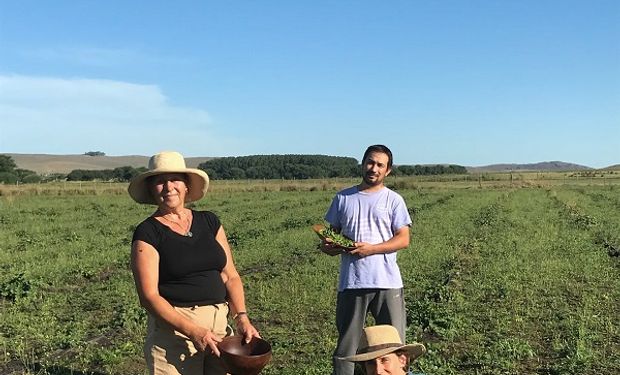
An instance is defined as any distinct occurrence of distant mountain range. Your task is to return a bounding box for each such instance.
[4,153,616,175]
[466,161,594,173]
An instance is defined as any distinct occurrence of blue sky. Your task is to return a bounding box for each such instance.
[0,1,618,167]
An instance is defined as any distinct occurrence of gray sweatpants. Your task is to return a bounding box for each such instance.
[332,288,406,375]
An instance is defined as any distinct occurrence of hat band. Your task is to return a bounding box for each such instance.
[358,343,402,354]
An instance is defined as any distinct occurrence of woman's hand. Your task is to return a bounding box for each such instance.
[189,326,223,356]
[235,314,261,343]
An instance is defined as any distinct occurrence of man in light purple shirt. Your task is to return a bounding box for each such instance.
[321,145,412,375]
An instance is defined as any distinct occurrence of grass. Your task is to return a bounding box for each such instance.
[0,179,619,374]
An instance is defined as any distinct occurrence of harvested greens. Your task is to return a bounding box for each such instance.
[319,227,355,248]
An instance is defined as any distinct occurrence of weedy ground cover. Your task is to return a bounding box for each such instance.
[0,183,619,374]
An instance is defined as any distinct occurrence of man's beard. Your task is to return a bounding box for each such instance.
[363,172,383,186]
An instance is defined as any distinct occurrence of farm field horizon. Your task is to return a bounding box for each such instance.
[1,178,619,374]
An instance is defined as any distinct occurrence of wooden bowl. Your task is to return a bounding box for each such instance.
[218,336,272,375]
[312,224,326,236]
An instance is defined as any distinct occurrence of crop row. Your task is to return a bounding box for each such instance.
[1,186,619,374]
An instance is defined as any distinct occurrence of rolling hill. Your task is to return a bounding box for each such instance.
[5,154,610,175]
[466,161,592,173]
[6,154,214,175]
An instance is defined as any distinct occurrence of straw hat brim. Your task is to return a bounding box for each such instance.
[339,343,426,362]
[128,167,209,205]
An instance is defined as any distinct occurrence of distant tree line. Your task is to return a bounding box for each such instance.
[0,154,468,184]
[392,164,467,176]
[198,154,468,180]
[66,166,147,182]
[0,155,40,183]
[84,151,106,156]
[199,155,360,180]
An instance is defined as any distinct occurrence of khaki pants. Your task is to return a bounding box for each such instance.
[145,303,230,375]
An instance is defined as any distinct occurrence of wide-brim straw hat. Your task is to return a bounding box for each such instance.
[128,151,210,205]
[340,325,426,362]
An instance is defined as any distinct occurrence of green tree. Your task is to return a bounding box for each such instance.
[0,172,17,184]
[198,154,359,180]
[21,174,42,183]
[14,168,37,180]
[0,155,17,173]
[228,167,246,179]
[112,166,143,182]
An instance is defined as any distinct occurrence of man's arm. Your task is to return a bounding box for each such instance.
[349,226,410,257]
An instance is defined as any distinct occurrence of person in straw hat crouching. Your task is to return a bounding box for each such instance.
[129,151,261,375]
[340,325,426,375]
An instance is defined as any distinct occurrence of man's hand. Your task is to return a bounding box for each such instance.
[349,242,375,257]
[318,239,347,256]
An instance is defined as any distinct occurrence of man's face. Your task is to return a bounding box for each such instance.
[363,353,407,375]
[362,151,391,187]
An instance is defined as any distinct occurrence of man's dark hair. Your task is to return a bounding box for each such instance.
[362,145,393,169]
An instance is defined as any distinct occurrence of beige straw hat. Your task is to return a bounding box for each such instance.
[128,151,209,205]
[340,325,426,362]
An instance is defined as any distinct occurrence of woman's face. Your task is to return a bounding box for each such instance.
[363,352,407,375]
[149,173,189,209]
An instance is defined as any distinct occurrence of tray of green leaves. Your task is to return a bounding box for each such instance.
[312,224,356,251]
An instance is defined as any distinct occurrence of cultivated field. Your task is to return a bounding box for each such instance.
[1,175,619,374]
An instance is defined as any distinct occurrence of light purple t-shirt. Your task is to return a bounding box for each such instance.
[325,186,412,292]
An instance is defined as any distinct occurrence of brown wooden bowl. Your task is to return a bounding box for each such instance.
[218,336,272,375]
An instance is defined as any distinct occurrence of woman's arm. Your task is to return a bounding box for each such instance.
[131,240,223,355]
[216,226,261,342]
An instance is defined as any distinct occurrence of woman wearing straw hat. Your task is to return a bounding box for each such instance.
[340,325,426,375]
[129,151,260,375]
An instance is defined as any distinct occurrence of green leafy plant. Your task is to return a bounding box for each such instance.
[319,227,355,248]
[0,272,31,301]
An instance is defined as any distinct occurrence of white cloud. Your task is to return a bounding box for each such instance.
[0,75,240,156]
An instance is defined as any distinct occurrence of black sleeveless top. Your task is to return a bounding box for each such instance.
[132,210,227,306]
